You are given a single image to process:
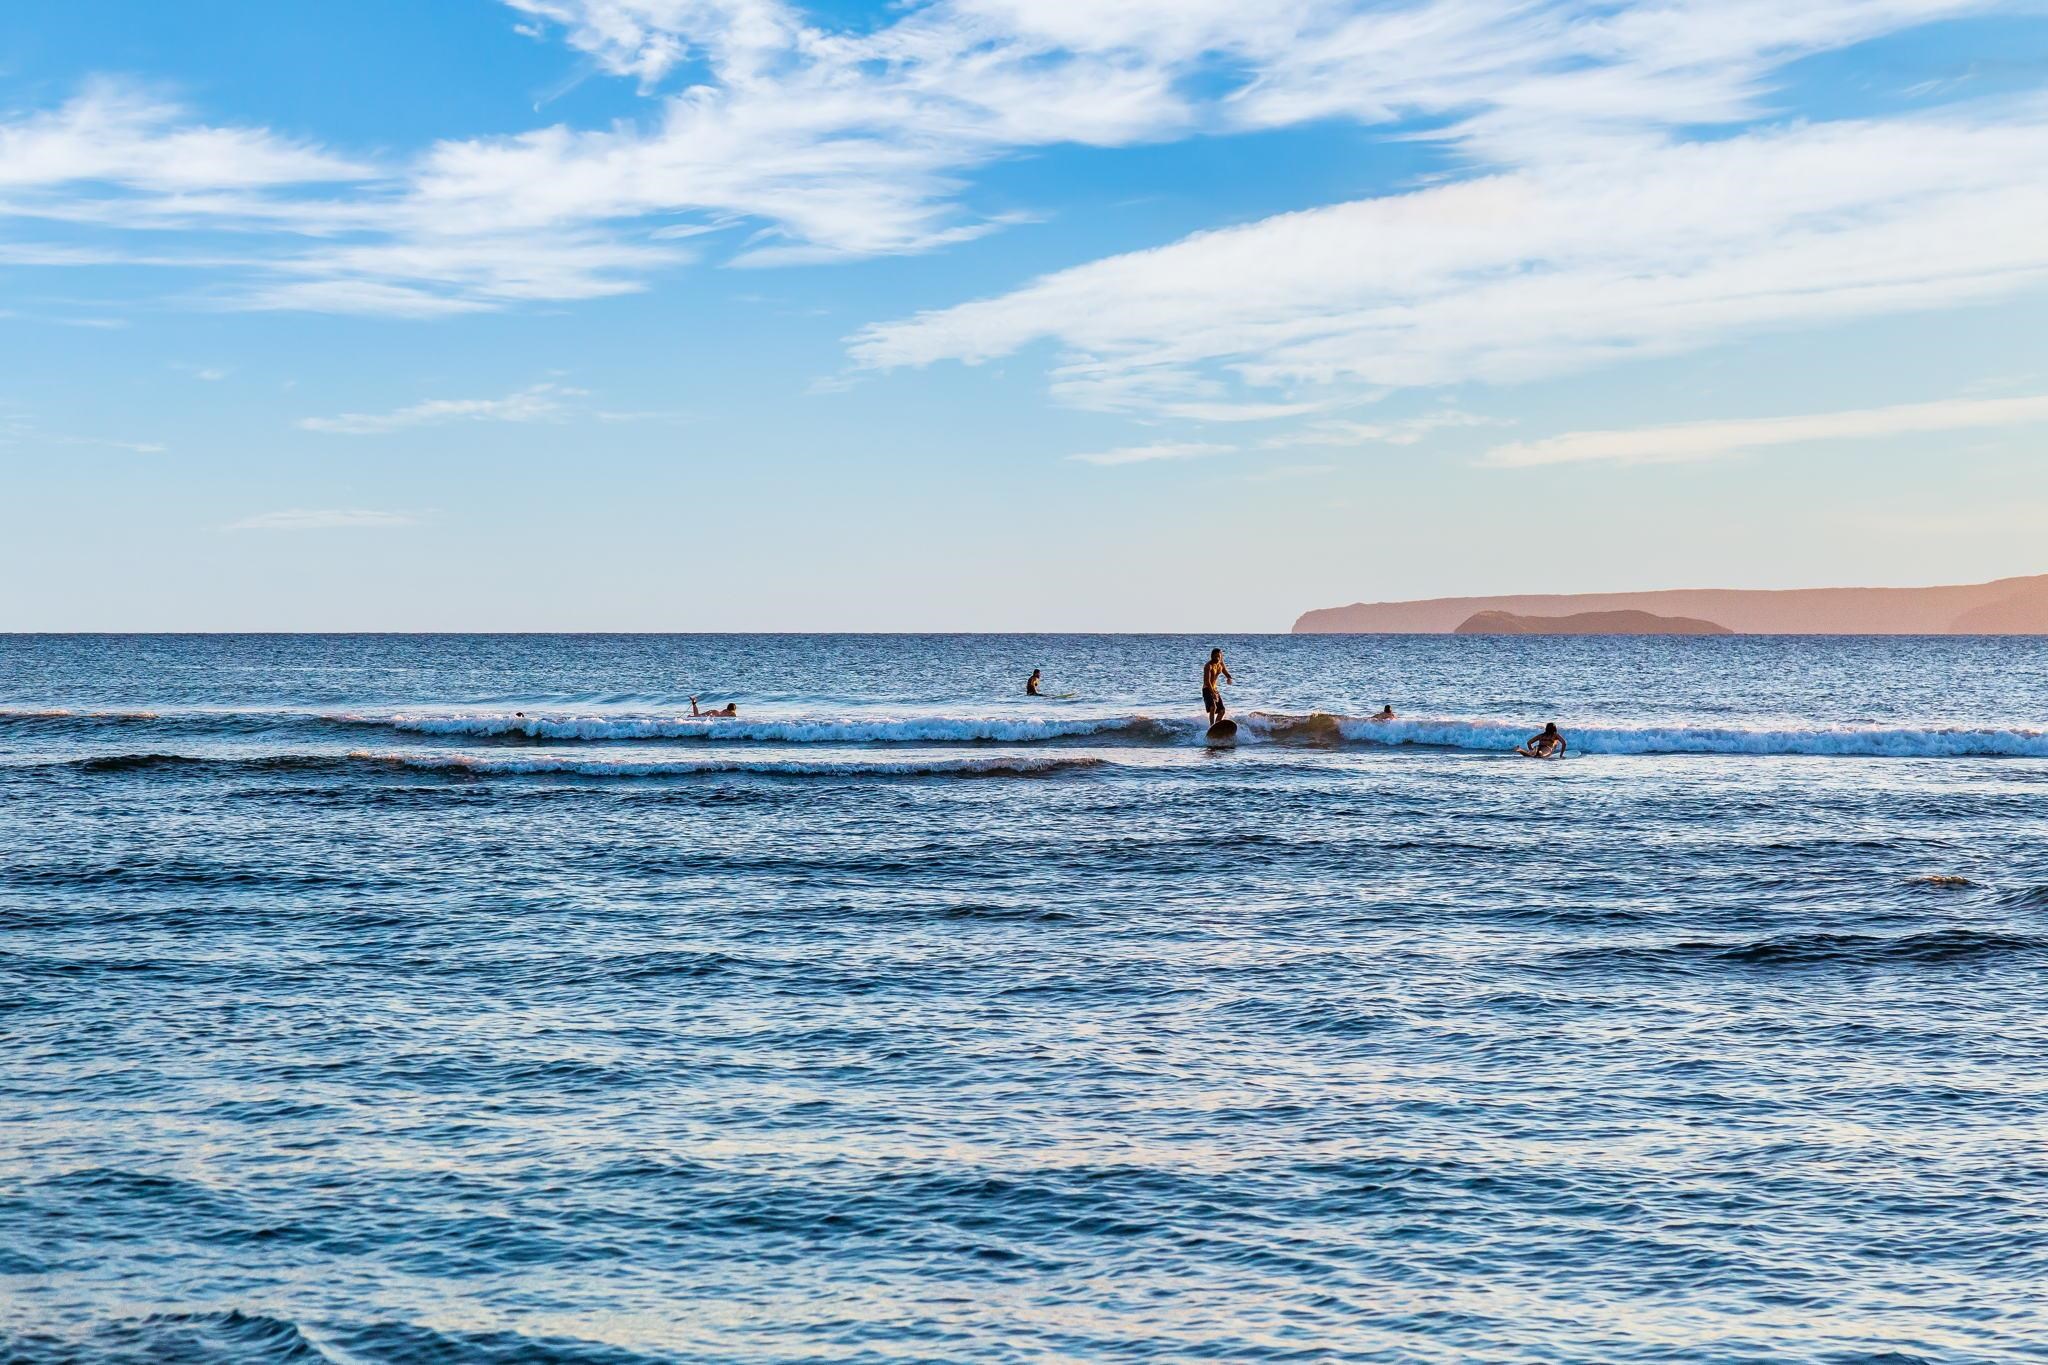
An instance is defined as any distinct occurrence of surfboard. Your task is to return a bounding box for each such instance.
[1206,719,1238,745]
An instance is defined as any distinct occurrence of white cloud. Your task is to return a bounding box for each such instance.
[0,3,2017,316]
[1267,411,1500,448]
[0,409,163,454]
[852,100,2048,413]
[1483,393,2048,467]
[1229,0,1992,161]
[245,235,681,316]
[249,279,495,319]
[1067,440,1233,466]
[503,0,794,87]
[504,0,1990,168]
[1241,462,1338,482]
[298,383,577,435]
[410,8,1190,272]
[1155,399,1333,423]
[0,79,367,191]
[225,509,422,530]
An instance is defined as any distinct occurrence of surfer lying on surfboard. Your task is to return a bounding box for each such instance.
[1023,669,1078,700]
[1517,722,1567,758]
[690,696,738,718]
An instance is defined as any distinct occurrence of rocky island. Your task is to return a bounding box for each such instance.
[1294,573,2048,634]
[1455,609,1731,635]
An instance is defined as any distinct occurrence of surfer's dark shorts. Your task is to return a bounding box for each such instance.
[1202,687,1221,711]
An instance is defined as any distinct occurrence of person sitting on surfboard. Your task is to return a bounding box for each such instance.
[1517,722,1567,758]
[1371,705,1395,721]
[1202,648,1233,724]
[1026,669,1043,696]
[690,696,738,718]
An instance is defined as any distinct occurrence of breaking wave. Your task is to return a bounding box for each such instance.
[36,751,1106,780]
[8,705,2048,757]
[1242,712,2048,758]
[350,751,1106,779]
[345,710,2048,756]
[367,711,1192,744]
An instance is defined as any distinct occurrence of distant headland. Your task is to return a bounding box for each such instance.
[1294,573,2048,634]
[1456,609,1732,636]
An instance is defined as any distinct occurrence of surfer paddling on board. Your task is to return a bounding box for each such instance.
[690,696,738,718]
[1517,722,1567,759]
[1026,669,1043,697]
[1202,648,1233,725]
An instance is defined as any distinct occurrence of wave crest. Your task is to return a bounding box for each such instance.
[371,711,1187,745]
[9,704,2047,758]
[34,751,1106,780]
[351,751,1105,779]
[1243,712,2048,758]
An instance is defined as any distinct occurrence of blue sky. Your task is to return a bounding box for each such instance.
[3,0,2047,630]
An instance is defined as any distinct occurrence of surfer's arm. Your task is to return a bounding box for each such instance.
[1221,666,1234,684]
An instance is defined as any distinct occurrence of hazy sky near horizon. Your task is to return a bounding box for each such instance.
[3,0,2047,630]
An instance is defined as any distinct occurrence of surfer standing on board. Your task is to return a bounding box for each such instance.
[1202,648,1233,725]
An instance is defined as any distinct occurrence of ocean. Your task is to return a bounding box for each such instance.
[3,633,2045,1363]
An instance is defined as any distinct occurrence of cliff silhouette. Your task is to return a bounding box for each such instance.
[1295,574,2048,634]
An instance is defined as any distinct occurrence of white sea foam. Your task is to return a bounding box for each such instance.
[38,706,2042,758]
[1241,712,2048,758]
[368,712,1186,744]
[348,750,1107,778]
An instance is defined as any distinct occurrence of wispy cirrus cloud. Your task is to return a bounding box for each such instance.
[1241,462,1338,483]
[852,99,2048,415]
[1067,441,1233,466]
[0,78,368,192]
[1483,393,2048,467]
[0,408,163,454]
[67,435,165,454]
[298,382,578,435]
[1266,411,1500,449]
[0,2,2021,317]
[224,508,422,530]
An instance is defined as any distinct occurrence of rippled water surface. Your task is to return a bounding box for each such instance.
[4,634,2047,1363]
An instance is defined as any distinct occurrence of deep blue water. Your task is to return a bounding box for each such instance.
[4,634,2046,1363]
